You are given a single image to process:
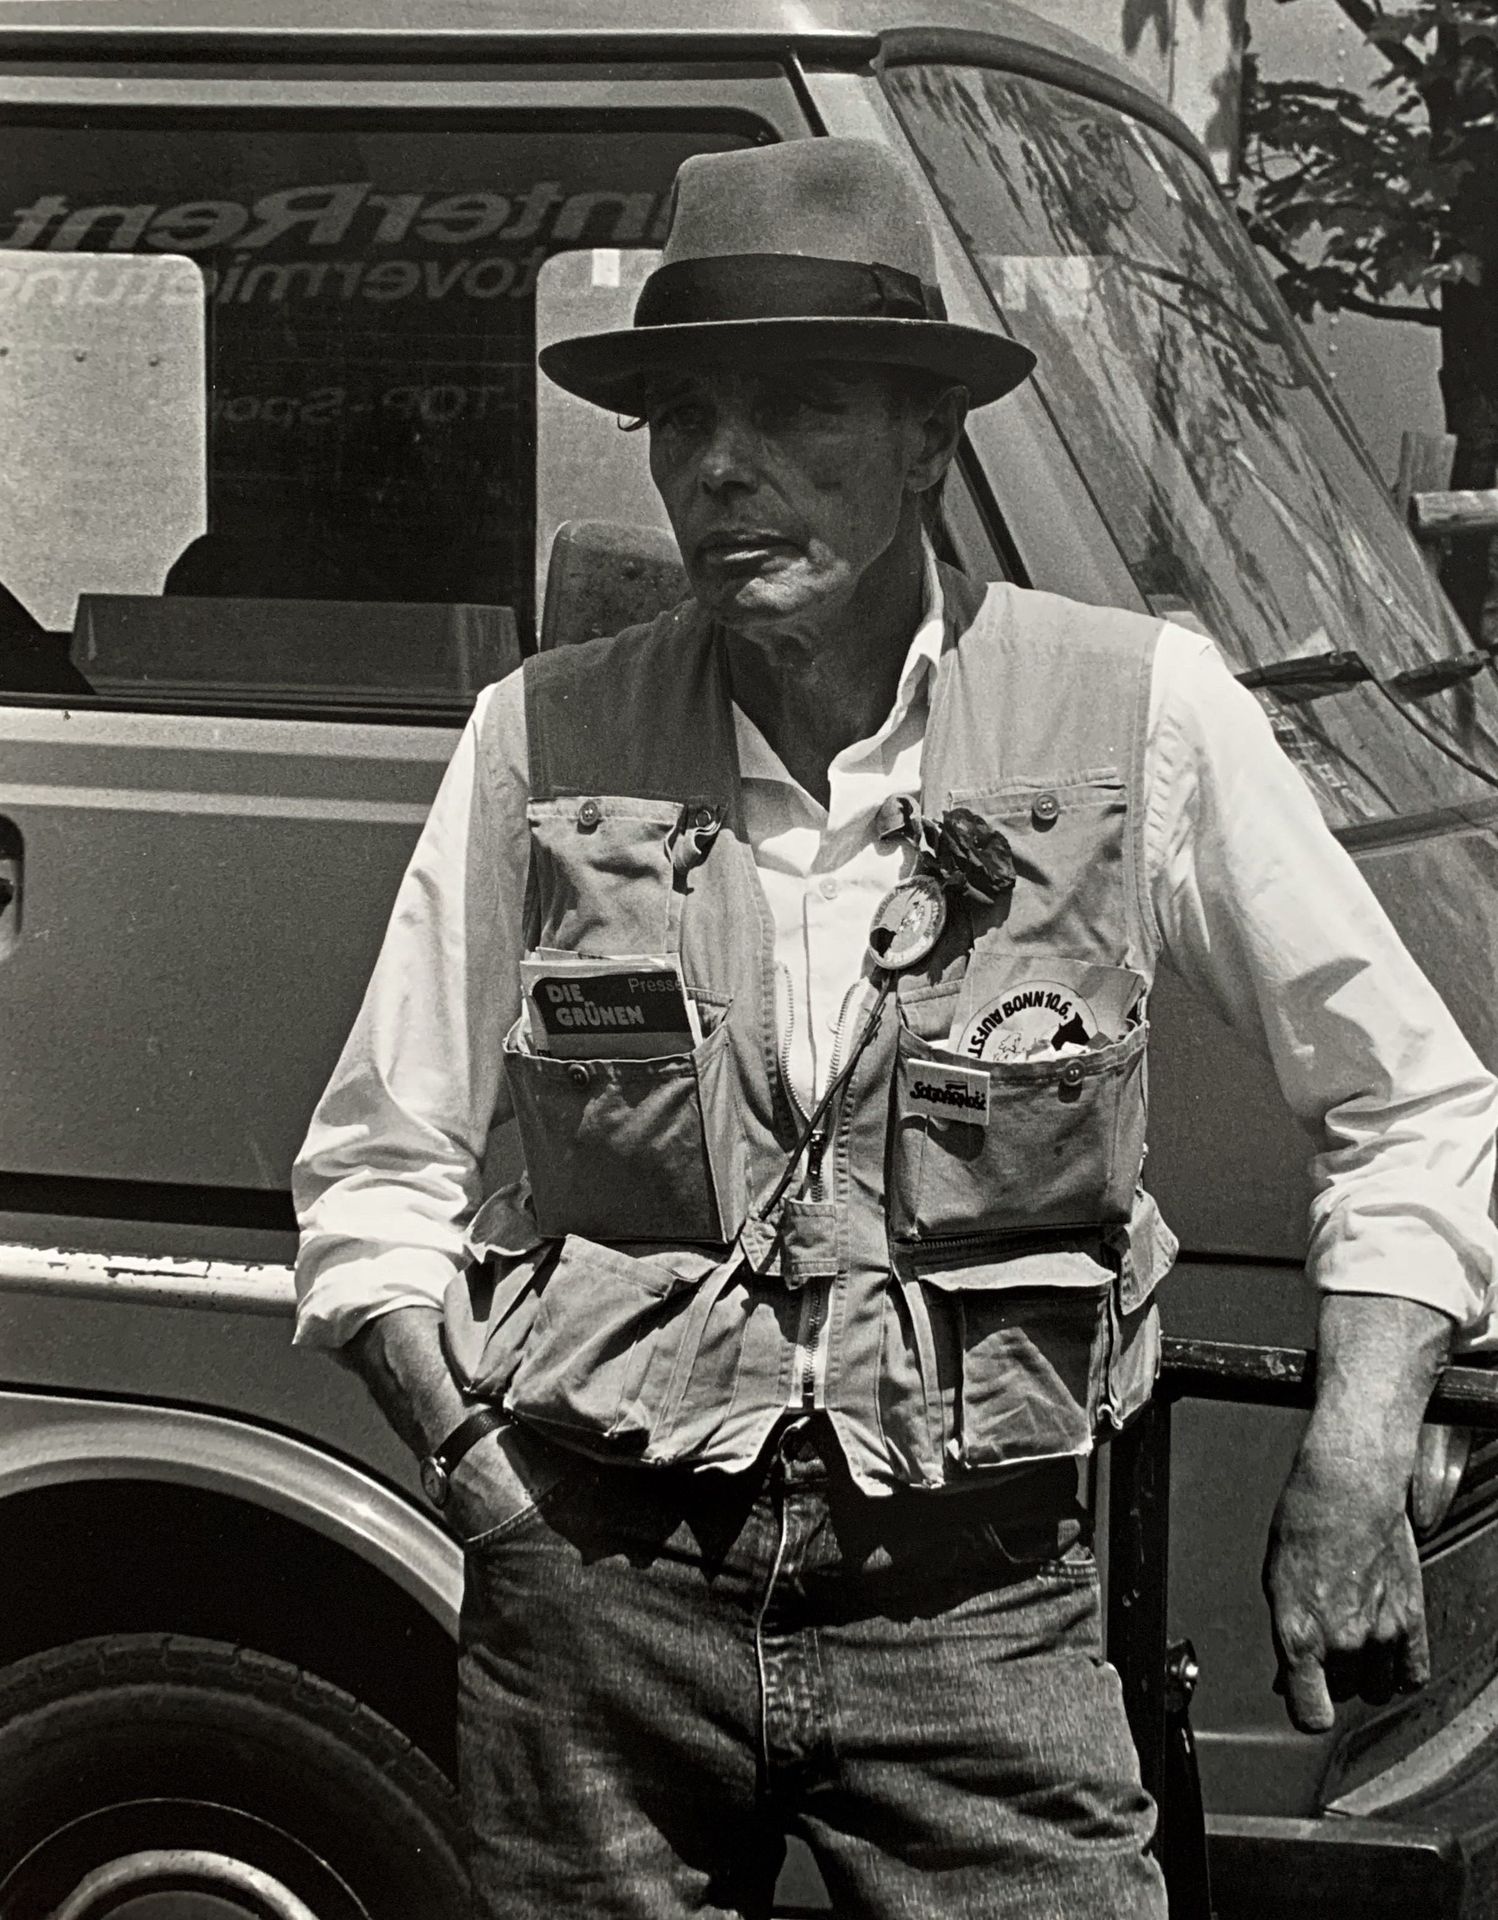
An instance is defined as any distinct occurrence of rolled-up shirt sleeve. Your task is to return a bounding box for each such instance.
[1146,625,1498,1339]
[292,673,531,1349]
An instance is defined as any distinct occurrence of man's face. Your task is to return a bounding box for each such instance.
[644,362,935,635]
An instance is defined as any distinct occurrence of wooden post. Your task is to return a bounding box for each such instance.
[1394,429,1457,513]
[1395,430,1459,579]
[1409,490,1498,541]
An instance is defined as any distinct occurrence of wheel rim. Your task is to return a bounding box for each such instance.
[0,1801,369,1920]
[51,1849,319,1920]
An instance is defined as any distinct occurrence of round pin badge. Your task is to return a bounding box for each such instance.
[867,873,948,973]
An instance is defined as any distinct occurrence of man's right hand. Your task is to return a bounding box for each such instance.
[342,1309,575,1543]
[344,1305,470,1465]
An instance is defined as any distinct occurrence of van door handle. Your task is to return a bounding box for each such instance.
[0,820,22,955]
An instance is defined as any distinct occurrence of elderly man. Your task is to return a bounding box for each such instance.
[293,140,1498,1919]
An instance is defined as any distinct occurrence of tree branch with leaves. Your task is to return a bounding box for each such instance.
[1237,0,1498,634]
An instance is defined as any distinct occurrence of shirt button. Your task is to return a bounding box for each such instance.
[567,1063,590,1088]
[818,877,839,901]
[1031,791,1060,828]
[577,798,602,830]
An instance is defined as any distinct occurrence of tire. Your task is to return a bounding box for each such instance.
[0,1634,470,1920]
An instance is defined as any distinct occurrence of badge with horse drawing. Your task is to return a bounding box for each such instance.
[953,962,1142,1063]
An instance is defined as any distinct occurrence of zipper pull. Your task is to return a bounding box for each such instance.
[806,1127,828,1188]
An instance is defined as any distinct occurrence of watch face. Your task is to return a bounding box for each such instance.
[420,1456,450,1507]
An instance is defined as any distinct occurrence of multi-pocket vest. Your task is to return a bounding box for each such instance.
[443,566,1179,1495]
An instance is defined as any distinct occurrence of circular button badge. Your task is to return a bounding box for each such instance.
[867,873,948,973]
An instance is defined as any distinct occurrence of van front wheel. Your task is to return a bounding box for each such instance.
[0,1634,469,1920]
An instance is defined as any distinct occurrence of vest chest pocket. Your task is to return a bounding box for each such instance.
[888,1009,1147,1250]
[947,774,1131,956]
[527,795,681,955]
[504,1011,746,1246]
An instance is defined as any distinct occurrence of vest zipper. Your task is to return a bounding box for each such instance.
[779,959,820,1407]
[791,980,868,1404]
[795,1287,826,1406]
[775,962,808,1130]
[900,1223,1100,1259]
[807,979,864,1203]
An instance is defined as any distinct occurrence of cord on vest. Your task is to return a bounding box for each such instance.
[753,975,894,1223]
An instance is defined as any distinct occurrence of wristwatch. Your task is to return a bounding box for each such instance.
[419,1407,508,1508]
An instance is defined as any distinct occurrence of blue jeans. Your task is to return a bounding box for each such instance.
[458,1414,1166,1920]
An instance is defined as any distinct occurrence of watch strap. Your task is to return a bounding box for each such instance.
[428,1406,507,1479]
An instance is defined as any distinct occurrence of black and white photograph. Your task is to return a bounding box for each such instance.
[0,3,1496,1916]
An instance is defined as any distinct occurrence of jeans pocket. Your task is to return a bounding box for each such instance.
[888,1020,1147,1248]
[504,1008,746,1244]
[453,1420,587,1550]
[920,1252,1113,1470]
[505,1235,722,1447]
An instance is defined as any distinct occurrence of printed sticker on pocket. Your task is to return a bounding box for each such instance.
[905,1063,991,1127]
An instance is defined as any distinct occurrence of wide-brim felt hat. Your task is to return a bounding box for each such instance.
[539,139,1036,414]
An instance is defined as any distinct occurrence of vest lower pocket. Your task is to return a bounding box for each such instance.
[504,1235,723,1445]
[441,1242,554,1400]
[504,1012,746,1244]
[917,1250,1112,1472]
[888,1020,1147,1247]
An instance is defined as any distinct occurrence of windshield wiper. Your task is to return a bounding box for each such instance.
[1237,647,1498,795]
[1236,650,1372,701]
[1385,651,1492,698]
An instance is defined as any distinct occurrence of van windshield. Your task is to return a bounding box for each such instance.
[885,62,1498,836]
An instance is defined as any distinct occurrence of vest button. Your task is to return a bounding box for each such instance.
[576,798,602,830]
[692,806,716,830]
[1031,791,1060,827]
[567,1063,590,1088]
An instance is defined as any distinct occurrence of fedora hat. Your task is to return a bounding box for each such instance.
[539,139,1036,413]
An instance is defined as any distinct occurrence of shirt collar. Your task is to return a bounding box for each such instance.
[734,537,945,785]
[867,534,945,754]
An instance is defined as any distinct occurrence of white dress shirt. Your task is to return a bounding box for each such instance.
[292,569,1498,1352]
[739,541,947,1117]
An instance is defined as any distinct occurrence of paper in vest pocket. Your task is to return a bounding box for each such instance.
[950,957,1143,1063]
[521,953,702,1060]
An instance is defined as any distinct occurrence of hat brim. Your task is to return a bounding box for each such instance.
[538,317,1036,414]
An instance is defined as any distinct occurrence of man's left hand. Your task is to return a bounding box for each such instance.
[1263,1292,1450,1734]
[1265,1433,1429,1733]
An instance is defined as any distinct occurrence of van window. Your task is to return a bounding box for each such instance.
[887,63,1498,833]
[0,115,761,715]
